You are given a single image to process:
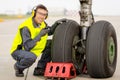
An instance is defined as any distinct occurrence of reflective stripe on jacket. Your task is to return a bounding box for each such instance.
[10,17,48,57]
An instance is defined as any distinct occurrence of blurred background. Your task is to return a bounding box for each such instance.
[0,0,120,20]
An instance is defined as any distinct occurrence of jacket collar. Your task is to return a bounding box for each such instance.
[32,17,40,28]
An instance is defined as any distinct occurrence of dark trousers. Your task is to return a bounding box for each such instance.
[12,50,37,70]
[11,40,52,70]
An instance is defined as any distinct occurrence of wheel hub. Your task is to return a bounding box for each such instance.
[108,37,115,64]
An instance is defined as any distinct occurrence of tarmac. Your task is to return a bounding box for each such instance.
[0,16,120,80]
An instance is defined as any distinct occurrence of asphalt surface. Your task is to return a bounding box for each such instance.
[0,16,120,80]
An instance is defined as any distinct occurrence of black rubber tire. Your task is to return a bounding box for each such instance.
[86,20,117,78]
[52,20,80,62]
[51,19,86,74]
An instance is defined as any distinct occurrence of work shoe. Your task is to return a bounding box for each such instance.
[14,64,24,77]
[33,67,45,76]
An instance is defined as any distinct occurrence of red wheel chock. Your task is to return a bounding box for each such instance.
[44,62,76,80]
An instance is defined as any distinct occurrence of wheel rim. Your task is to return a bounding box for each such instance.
[72,36,80,64]
[72,35,84,70]
[108,37,115,64]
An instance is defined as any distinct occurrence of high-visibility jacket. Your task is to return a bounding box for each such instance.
[10,17,48,57]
